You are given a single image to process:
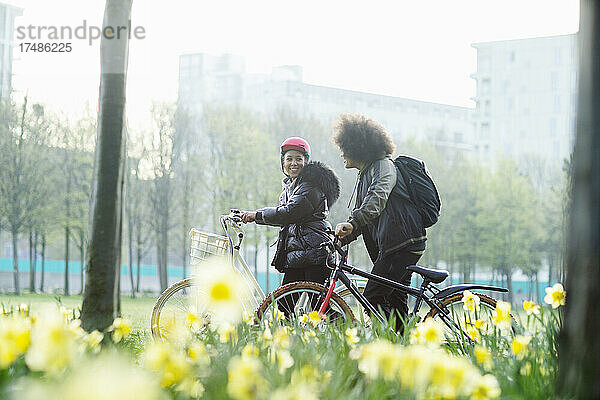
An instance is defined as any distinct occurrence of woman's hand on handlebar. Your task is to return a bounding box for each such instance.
[240,211,256,223]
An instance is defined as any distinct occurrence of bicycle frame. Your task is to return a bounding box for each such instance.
[317,248,507,339]
[219,214,265,309]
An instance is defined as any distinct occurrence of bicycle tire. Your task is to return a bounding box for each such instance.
[425,291,516,336]
[151,278,198,340]
[256,281,355,323]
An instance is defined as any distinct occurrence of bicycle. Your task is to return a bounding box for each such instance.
[256,237,514,343]
[150,210,367,340]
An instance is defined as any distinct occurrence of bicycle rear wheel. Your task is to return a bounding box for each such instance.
[151,278,255,340]
[256,281,354,324]
[425,291,516,342]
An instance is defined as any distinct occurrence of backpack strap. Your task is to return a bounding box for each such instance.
[393,158,415,203]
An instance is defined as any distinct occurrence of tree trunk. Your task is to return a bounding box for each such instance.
[558,1,600,397]
[506,270,513,305]
[40,234,46,292]
[11,228,19,294]
[128,216,135,298]
[81,0,132,333]
[79,234,85,295]
[29,230,35,292]
[265,235,270,293]
[136,244,141,292]
[253,224,258,279]
[65,225,70,295]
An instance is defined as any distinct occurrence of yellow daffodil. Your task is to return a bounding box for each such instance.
[271,348,294,373]
[262,326,273,343]
[273,326,291,349]
[194,260,251,328]
[143,342,192,387]
[544,283,566,309]
[219,324,237,343]
[188,342,210,367]
[473,345,493,370]
[25,311,80,374]
[471,374,501,399]
[428,355,480,399]
[299,314,309,324]
[109,317,131,343]
[82,330,104,353]
[462,290,481,312]
[491,301,512,330]
[302,329,317,343]
[410,318,444,347]
[523,300,541,315]
[241,344,259,360]
[466,325,480,342]
[227,355,268,400]
[0,315,31,368]
[269,381,319,400]
[354,339,402,381]
[345,327,360,346]
[307,311,322,327]
[474,319,485,329]
[177,378,205,399]
[511,335,532,359]
[58,354,163,400]
[242,312,254,325]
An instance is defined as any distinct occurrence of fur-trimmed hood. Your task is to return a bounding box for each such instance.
[295,161,340,206]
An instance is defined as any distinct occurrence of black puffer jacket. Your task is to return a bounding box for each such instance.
[255,162,340,271]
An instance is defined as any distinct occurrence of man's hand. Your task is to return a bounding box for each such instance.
[240,211,257,223]
[335,222,353,238]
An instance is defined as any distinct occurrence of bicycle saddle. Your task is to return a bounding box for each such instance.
[406,265,449,284]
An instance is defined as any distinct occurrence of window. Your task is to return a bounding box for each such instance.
[554,47,562,65]
[454,132,463,142]
[480,123,490,140]
[550,119,557,137]
[481,78,491,95]
[509,51,516,63]
[551,71,559,90]
[0,6,5,41]
[554,96,561,113]
[506,97,514,112]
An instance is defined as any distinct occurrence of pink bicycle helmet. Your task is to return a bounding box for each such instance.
[280,137,311,161]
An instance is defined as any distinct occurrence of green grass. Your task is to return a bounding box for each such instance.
[0,293,157,332]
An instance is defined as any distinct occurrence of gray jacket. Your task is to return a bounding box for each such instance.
[343,157,426,260]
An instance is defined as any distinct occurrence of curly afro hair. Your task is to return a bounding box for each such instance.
[332,114,396,163]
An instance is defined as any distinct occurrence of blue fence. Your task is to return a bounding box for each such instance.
[1,257,550,300]
[0,257,283,293]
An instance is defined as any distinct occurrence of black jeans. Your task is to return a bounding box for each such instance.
[277,266,331,319]
[363,251,422,332]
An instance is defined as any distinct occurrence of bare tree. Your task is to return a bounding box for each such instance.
[81,0,132,332]
[148,103,177,292]
[0,98,48,294]
[558,1,600,397]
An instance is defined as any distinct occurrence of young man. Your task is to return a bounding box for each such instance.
[332,114,426,332]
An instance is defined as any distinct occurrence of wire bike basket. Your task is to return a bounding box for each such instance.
[189,229,230,263]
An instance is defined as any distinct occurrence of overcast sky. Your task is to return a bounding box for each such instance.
[7,0,579,129]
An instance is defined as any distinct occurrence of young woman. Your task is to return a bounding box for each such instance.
[240,137,340,286]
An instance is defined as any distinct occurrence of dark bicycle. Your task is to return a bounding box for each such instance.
[256,237,514,341]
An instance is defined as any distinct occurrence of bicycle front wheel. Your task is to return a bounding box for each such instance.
[256,281,355,324]
[425,291,516,341]
[151,278,201,340]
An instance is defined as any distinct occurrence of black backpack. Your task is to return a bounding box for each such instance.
[393,155,441,228]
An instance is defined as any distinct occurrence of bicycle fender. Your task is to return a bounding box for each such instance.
[433,284,508,300]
